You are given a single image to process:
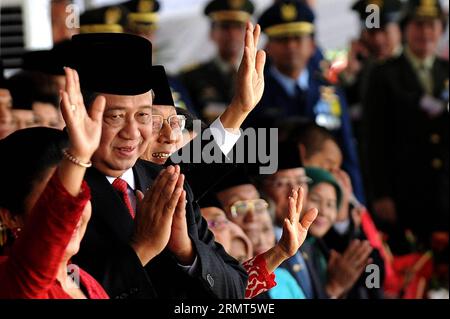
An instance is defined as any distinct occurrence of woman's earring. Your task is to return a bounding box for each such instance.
[11,227,22,239]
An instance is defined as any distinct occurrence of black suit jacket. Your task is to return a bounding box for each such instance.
[364,54,449,237]
[73,159,247,299]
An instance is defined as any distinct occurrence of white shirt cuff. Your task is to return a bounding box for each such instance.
[178,256,199,276]
[210,117,241,156]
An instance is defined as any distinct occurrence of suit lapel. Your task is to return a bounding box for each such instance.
[133,159,160,191]
[432,59,448,98]
[85,167,134,243]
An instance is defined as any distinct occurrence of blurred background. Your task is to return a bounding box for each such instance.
[4,0,447,74]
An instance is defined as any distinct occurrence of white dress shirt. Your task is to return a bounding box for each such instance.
[209,117,242,156]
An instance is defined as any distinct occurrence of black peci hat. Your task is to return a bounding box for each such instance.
[152,65,175,106]
[277,139,304,170]
[69,33,154,95]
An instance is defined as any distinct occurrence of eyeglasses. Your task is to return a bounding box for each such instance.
[151,114,186,132]
[207,219,230,230]
[230,199,269,219]
[266,176,312,189]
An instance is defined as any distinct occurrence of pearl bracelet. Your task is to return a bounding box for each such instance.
[63,149,92,168]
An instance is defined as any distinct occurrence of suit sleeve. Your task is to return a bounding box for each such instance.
[186,185,248,299]
[140,184,248,299]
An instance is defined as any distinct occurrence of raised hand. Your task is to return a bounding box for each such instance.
[131,166,184,266]
[277,187,318,258]
[263,187,317,274]
[326,239,373,298]
[232,22,266,113]
[60,67,105,162]
[221,22,266,130]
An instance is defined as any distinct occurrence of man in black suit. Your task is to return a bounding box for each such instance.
[364,0,449,253]
[68,22,266,299]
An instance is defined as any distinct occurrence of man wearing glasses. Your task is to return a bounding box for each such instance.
[215,166,271,252]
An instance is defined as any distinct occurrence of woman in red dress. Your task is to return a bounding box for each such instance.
[0,67,108,299]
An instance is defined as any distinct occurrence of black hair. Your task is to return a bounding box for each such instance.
[32,93,60,109]
[295,122,339,159]
[81,89,99,110]
[6,71,58,110]
[0,127,69,215]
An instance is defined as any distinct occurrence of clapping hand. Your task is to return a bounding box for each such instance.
[326,239,373,298]
[131,166,184,266]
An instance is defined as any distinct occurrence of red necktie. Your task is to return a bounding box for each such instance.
[112,178,135,219]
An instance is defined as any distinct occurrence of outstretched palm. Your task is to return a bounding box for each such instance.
[60,67,105,161]
[278,187,318,258]
[231,22,266,113]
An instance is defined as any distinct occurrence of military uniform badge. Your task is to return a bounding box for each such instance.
[314,86,342,130]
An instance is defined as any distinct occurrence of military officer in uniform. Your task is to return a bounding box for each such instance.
[252,0,366,203]
[121,0,197,115]
[179,0,255,124]
[343,0,404,104]
[364,0,449,253]
[342,0,405,204]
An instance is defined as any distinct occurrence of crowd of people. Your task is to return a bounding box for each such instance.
[0,0,448,300]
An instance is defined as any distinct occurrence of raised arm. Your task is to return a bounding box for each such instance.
[0,67,105,298]
[219,22,266,132]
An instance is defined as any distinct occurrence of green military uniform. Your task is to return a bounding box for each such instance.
[343,0,404,201]
[364,0,449,251]
[179,0,254,123]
